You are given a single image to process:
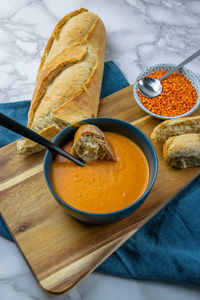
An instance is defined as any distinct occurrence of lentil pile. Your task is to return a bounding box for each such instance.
[137,70,197,117]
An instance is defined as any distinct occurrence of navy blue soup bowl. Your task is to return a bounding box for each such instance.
[44,118,158,224]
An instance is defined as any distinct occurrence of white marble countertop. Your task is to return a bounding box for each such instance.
[0,0,200,299]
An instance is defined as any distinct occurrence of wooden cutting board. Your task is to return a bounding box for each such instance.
[0,85,200,295]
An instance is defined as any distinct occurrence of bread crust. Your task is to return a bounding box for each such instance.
[17,8,106,154]
[71,124,116,162]
[151,115,200,142]
[163,133,200,168]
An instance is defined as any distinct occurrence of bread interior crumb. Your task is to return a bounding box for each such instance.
[74,134,109,162]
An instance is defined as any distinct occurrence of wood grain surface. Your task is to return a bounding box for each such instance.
[0,85,200,294]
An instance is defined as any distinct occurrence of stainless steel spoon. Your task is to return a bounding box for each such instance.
[138,49,200,98]
[0,112,84,167]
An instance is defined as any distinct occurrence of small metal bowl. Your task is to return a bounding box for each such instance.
[133,63,200,120]
[43,118,158,225]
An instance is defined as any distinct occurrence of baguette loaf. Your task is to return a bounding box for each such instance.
[17,8,106,154]
[163,133,200,168]
[151,115,200,142]
[71,124,116,162]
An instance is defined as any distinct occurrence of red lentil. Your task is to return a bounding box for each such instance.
[137,70,197,117]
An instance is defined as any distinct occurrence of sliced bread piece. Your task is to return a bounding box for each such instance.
[163,133,200,168]
[71,124,116,163]
[151,115,200,142]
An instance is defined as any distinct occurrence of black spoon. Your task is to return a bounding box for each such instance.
[0,112,84,167]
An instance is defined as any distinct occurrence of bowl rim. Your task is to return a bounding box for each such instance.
[43,117,158,217]
[133,63,200,120]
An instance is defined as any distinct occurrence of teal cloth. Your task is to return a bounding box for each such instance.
[0,61,200,283]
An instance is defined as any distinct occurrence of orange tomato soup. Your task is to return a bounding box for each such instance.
[52,132,149,213]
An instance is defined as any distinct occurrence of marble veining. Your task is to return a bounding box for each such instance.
[0,0,200,299]
[0,0,200,102]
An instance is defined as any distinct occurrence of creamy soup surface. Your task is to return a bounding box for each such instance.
[52,132,149,213]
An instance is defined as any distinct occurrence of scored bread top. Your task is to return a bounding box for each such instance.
[39,9,96,72]
[17,8,106,154]
[29,8,106,131]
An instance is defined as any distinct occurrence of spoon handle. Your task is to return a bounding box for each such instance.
[0,112,84,167]
[159,49,200,81]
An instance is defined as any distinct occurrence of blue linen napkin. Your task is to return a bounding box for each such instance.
[0,61,200,283]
